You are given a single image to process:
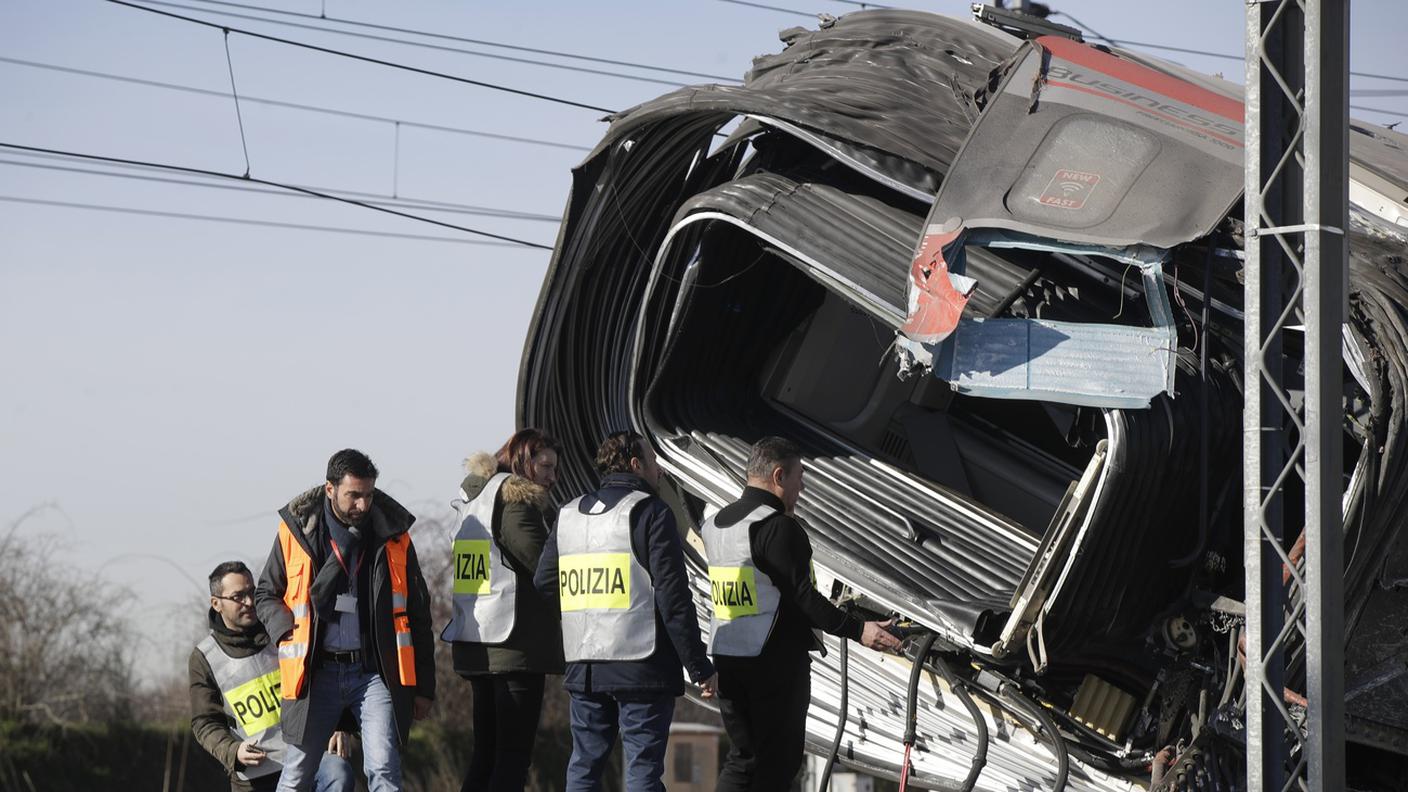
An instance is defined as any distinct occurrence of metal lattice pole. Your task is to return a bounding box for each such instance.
[1243,1,1347,790]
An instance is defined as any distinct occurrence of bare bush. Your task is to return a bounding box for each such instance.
[0,505,139,726]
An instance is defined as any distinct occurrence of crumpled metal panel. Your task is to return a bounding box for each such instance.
[593,11,1020,188]
[900,231,1178,408]
[670,171,924,324]
[930,36,1245,250]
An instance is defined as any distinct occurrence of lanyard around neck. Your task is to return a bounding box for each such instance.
[327,534,361,579]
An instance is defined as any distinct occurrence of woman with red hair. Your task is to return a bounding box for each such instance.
[442,428,565,791]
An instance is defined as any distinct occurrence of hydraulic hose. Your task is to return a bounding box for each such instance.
[999,683,1069,792]
[1171,240,1216,568]
[818,636,849,792]
[932,655,989,792]
[898,632,938,792]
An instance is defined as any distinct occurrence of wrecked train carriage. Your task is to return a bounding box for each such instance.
[518,8,1408,790]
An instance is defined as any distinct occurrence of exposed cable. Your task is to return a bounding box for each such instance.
[0,56,590,152]
[0,155,561,222]
[1047,10,1115,47]
[221,29,252,177]
[0,141,553,248]
[818,636,849,792]
[0,194,526,246]
[178,0,740,82]
[107,0,619,114]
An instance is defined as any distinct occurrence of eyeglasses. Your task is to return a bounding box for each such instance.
[214,589,256,605]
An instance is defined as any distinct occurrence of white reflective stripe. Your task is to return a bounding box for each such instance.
[395,632,413,647]
[278,643,308,660]
[391,593,407,610]
[290,603,309,618]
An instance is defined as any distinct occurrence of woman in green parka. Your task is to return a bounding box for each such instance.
[445,428,565,791]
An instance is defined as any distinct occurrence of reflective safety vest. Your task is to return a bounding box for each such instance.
[196,634,288,780]
[701,504,783,657]
[556,491,655,662]
[276,520,419,698]
[441,473,517,644]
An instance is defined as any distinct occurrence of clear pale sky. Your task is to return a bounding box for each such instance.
[2,0,1404,682]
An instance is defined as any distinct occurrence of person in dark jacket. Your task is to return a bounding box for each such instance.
[535,431,718,792]
[191,560,356,792]
[255,449,436,792]
[444,428,566,791]
[708,436,901,791]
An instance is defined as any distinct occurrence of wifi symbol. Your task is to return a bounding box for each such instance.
[1059,181,1086,195]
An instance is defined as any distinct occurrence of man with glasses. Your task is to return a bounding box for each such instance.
[191,560,357,792]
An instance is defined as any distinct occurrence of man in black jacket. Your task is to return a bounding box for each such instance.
[256,449,436,792]
[704,436,901,791]
[536,431,717,792]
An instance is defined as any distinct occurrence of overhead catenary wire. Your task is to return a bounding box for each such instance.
[106,0,620,114]
[176,0,741,83]
[0,194,529,246]
[221,29,252,177]
[1047,11,1408,84]
[716,0,1408,85]
[0,141,553,249]
[0,57,590,152]
[0,155,561,223]
[716,0,817,18]
[135,0,693,88]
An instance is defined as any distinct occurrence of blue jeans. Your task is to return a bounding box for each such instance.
[277,661,402,792]
[566,691,675,792]
[249,753,354,792]
[313,753,357,792]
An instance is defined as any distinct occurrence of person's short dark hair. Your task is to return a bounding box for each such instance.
[596,431,645,476]
[209,560,253,596]
[327,448,379,485]
[746,436,802,480]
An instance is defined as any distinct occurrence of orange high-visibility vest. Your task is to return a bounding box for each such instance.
[276,522,418,699]
[383,533,418,687]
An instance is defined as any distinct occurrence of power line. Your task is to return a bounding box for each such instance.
[0,56,591,152]
[107,0,620,114]
[1047,12,1408,84]
[1046,10,1115,47]
[1350,105,1408,120]
[138,0,692,88]
[0,141,554,248]
[0,194,529,246]
[718,0,1408,85]
[716,0,816,18]
[0,155,561,223]
[177,0,740,83]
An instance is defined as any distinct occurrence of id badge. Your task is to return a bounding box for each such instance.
[335,593,357,614]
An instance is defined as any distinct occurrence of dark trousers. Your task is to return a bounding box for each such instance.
[461,672,547,792]
[715,650,811,792]
[566,690,676,792]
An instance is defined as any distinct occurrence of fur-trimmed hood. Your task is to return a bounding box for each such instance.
[460,451,549,510]
[280,483,415,541]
